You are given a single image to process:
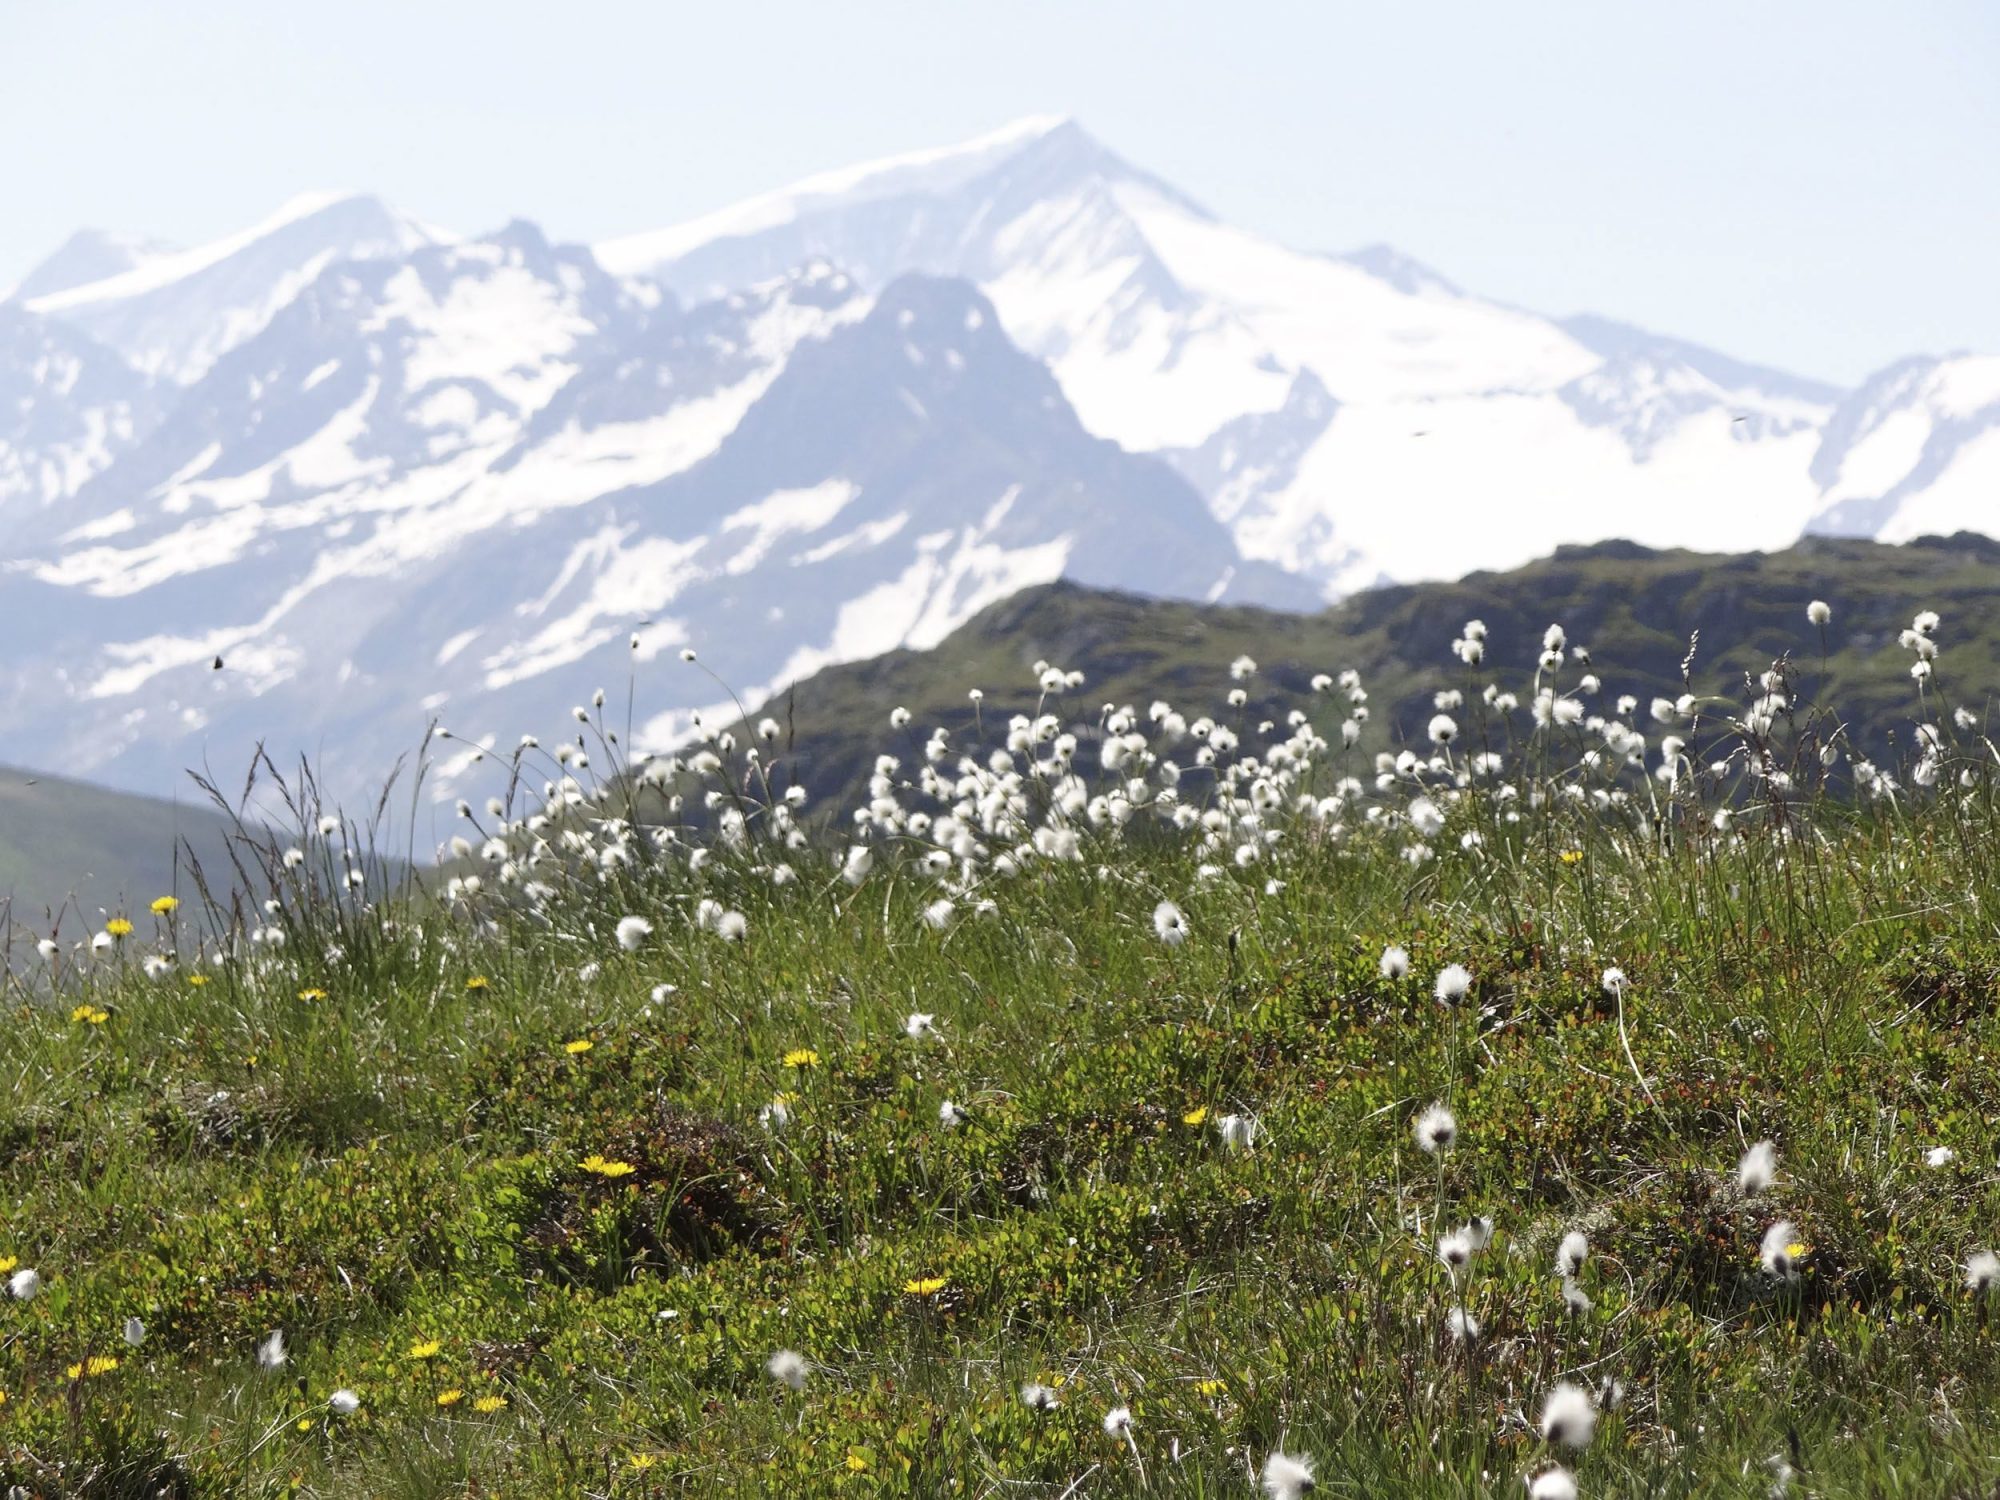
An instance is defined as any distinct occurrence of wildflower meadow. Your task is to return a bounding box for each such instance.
[5,593,2000,1497]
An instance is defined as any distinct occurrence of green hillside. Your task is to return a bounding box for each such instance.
[0,767,253,934]
[6,536,2000,1494]
[736,532,1998,809]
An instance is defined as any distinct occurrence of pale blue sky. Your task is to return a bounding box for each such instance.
[3,0,1995,385]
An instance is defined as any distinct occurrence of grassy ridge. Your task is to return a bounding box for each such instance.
[743,531,2000,808]
[4,565,2000,1495]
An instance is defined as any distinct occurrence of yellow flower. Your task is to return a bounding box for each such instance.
[1182,1106,1209,1127]
[903,1276,947,1296]
[1194,1378,1227,1397]
[70,1005,109,1026]
[782,1048,820,1069]
[473,1394,508,1413]
[1787,1240,1809,1260]
[0,1256,14,1273]
[845,1452,871,1473]
[105,918,133,938]
[580,1153,638,1179]
[298,987,327,1002]
[150,896,181,915]
[187,974,210,987]
[406,1339,442,1360]
[0,1390,8,1406]
[465,975,490,991]
[1559,848,1585,866]
[296,1417,314,1431]
[435,1388,464,1408]
[630,1453,660,1472]
[564,1038,593,1055]
[65,1355,120,1379]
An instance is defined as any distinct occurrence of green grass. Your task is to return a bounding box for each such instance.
[5,587,2000,1497]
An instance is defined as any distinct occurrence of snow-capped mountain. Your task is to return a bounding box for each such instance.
[0,218,1300,805]
[1808,354,2000,541]
[600,116,1956,593]
[13,193,446,385]
[2,115,1993,811]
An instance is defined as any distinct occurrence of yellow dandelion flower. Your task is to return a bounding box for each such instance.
[65,1355,120,1379]
[187,974,210,987]
[564,1038,593,1055]
[1182,1106,1209,1127]
[1194,1378,1227,1397]
[0,1256,14,1273]
[580,1153,638,1178]
[0,1390,8,1406]
[1788,1240,1809,1260]
[1558,848,1585,866]
[630,1453,659,1472]
[150,896,180,915]
[782,1048,820,1069]
[435,1388,464,1408]
[70,1004,109,1025]
[465,975,490,991]
[845,1452,871,1473]
[296,1417,314,1431]
[105,918,133,938]
[406,1338,442,1361]
[473,1394,508,1413]
[903,1276,948,1296]
[298,987,327,1002]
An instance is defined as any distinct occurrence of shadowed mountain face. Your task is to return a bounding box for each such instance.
[0,118,1994,818]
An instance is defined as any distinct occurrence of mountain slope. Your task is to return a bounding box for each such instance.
[1808,355,2000,541]
[724,531,2000,812]
[602,117,1849,594]
[0,306,160,513]
[0,763,250,926]
[0,226,1307,808]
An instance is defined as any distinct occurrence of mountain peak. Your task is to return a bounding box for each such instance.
[596,116,1080,277]
[6,228,182,305]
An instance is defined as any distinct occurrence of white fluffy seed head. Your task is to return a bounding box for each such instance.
[1538,1382,1597,1449]
[1261,1450,1318,1499]
[1737,1139,1779,1194]
[1415,1103,1458,1154]
[1379,945,1409,979]
[1556,1230,1589,1277]
[767,1348,808,1390]
[1966,1251,2000,1294]
[1434,963,1472,1004]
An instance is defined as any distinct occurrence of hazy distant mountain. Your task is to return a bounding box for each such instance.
[1,117,1993,813]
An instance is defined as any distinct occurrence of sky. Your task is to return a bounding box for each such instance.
[2,1,1996,385]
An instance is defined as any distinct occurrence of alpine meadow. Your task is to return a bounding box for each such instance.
[7,585,2000,1498]
[8,11,2000,1497]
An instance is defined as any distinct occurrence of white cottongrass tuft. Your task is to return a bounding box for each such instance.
[1556,1230,1589,1277]
[1966,1250,2000,1295]
[939,1100,967,1129]
[903,1012,938,1041]
[1760,1220,1803,1281]
[1414,1102,1458,1154]
[123,1316,147,1346]
[1538,1381,1597,1449]
[714,910,748,943]
[1379,945,1409,979]
[1434,963,1472,1005]
[329,1388,362,1415]
[1217,1113,1258,1151]
[1153,900,1188,947]
[1527,1467,1579,1500]
[1807,599,1831,626]
[615,915,652,951]
[1600,966,1628,997]
[1103,1404,1133,1436]
[256,1330,287,1370]
[7,1267,42,1301]
[1561,1277,1594,1316]
[1737,1139,1779,1194]
[767,1348,809,1390]
[1928,1146,1957,1169]
[1447,1306,1481,1341]
[1020,1381,1060,1410]
[1437,1226,1478,1276]
[759,1097,792,1133]
[1260,1449,1318,1499]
